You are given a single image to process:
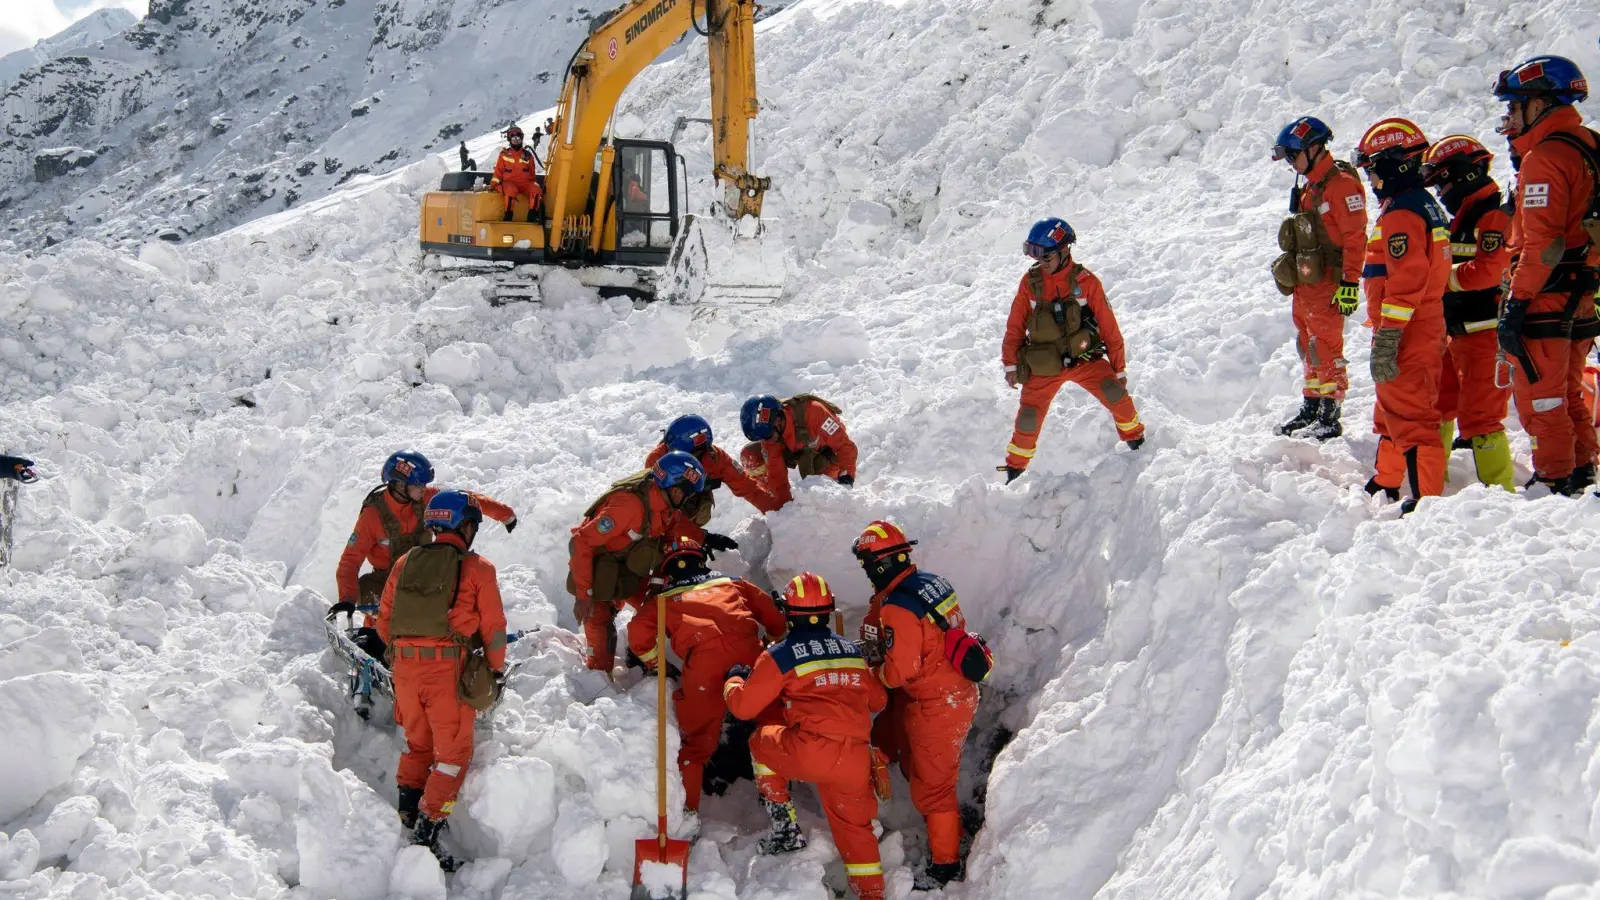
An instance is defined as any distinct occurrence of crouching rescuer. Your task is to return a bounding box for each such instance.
[378,490,508,870]
[1001,217,1145,482]
[724,573,888,900]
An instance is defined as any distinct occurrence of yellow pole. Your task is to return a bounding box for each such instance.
[656,590,669,850]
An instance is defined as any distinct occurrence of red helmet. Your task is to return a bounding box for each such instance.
[505,125,524,141]
[1421,134,1493,186]
[1353,117,1429,169]
[851,520,915,562]
[657,534,706,574]
[781,572,836,615]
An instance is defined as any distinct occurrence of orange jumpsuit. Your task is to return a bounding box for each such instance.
[862,569,977,867]
[1002,262,1144,469]
[377,532,507,821]
[1292,153,1369,400]
[726,625,887,900]
[747,398,859,509]
[645,442,780,513]
[628,575,786,810]
[1504,106,1600,483]
[1436,184,1513,440]
[1362,189,1452,498]
[491,146,543,217]
[336,487,515,608]
[568,484,705,670]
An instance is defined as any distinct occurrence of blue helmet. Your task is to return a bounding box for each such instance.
[651,451,707,493]
[1495,56,1588,106]
[664,415,714,455]
[382,450,434,486]
[1023,217,1075,259]
[1271,116,1333,160]
[741,395,784,441]
[423,490,482,531]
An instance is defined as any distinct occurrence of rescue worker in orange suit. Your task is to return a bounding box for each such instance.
[627,536,786,813]
[490,125,542,223]
[1420,134,1516,490]
[724,573,888,900]
[738,393,858,509]
[646,414,780,517]
[1353,118,1452,514]
[566,452,716,672]
[330,451,515,687]
[1000,217,1145,483]
[377,490,508,871]
[1270,116,1370,440]
[852,521,978,889]
[1494,56,1600,495]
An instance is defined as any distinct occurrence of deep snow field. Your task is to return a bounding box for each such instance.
[5,0,1600,898]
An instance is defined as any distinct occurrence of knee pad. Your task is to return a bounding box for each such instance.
[1100,378,1128,404]
[1016,406,1040,434]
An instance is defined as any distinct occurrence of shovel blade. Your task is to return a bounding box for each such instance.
[630,837,692,900]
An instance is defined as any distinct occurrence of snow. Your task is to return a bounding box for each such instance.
[4,0,1600,898]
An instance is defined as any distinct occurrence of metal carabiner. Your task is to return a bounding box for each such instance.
[1495,349,1514,389]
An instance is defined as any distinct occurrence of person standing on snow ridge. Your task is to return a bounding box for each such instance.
[0,455,37,482]
[377,490,509,871]
[852,521,978,889]
[489,125,543,223]
[645,414,780,521]
[1493,55,1600,495]
[331,450,516,661]
[1269,116,1370,440]
[724,572,888,900]
[566,452,720,672]
[999,217,1145,483]
[627,536,786,814]
[738,393,858,509]
[1420,135,1516,490]
[1353,118,1452,514]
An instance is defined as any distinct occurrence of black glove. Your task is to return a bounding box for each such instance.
[1498,298,1529,359]
[326,600,357,621]
[491,670,506,701]
[836,474,854,487]
[725,664,752,681]
[0,455,37,483]
[704,533,739,554]
[504,516,518,534]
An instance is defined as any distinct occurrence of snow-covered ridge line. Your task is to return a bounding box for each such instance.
[4,0,1600,898]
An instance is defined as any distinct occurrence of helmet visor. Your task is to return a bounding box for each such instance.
[1270,144,1295,162]
[1023,241,1058,260]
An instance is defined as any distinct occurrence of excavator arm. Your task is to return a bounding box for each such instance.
[542,0,771,258]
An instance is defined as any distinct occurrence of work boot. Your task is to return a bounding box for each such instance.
[1469,431,1514,491]
[1565,462,1596,494]
[1275,397,1320,436]
[997,465,1024,484]
[757,799,806,855]
[916,861,965,889]
[1306,398,1343,441]
[526,209,538,223]
[1364,478,1399,503]
[1399,497,1419,517]
[1125,437,1145,450]
[502,210,514,222]
[397,786,423,831]
[411,816,459,872]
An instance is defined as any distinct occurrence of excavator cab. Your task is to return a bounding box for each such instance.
[611,140,679,265]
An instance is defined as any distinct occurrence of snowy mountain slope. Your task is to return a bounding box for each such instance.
[0,0,600,251]
[0,8,137,93]
[5,0,1600,898]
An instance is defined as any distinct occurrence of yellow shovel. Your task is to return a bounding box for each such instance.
[631,591,691,899]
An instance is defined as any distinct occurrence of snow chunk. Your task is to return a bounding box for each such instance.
[294,761,404,900]
[104,513,210,574]
[1484,838,1600,899]
[832,199,894,249]
[550,796,607,884]
[460,755,557,862]
[34,795,100,863]
[0,673,99,821]
[0,627,84,680]
[389,846,448,900]
[0,829,39,879]
[425,342,500,387]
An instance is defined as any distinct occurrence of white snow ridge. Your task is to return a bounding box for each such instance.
[4,0,1600,899]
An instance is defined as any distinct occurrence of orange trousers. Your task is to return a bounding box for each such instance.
[752,726,883,899]
[498,181,543,215]
[1006,357,1144,469]
[1371,325,1447,498]
[1510,332,1599,482]
[675,638,761,811]
[582,591,647,671]
[1436,330,1510,440]
[1293,286,1349,399]
[872,686,977,865]
[394,655,475,820]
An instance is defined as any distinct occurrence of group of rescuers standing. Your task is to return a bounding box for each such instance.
[325,52,1595,898]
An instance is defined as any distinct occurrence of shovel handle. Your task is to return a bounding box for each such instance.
[656,591,669,832]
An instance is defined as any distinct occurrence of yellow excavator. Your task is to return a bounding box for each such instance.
[418,0,783,306]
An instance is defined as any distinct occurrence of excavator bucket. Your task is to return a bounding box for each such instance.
[665,214,786,307]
